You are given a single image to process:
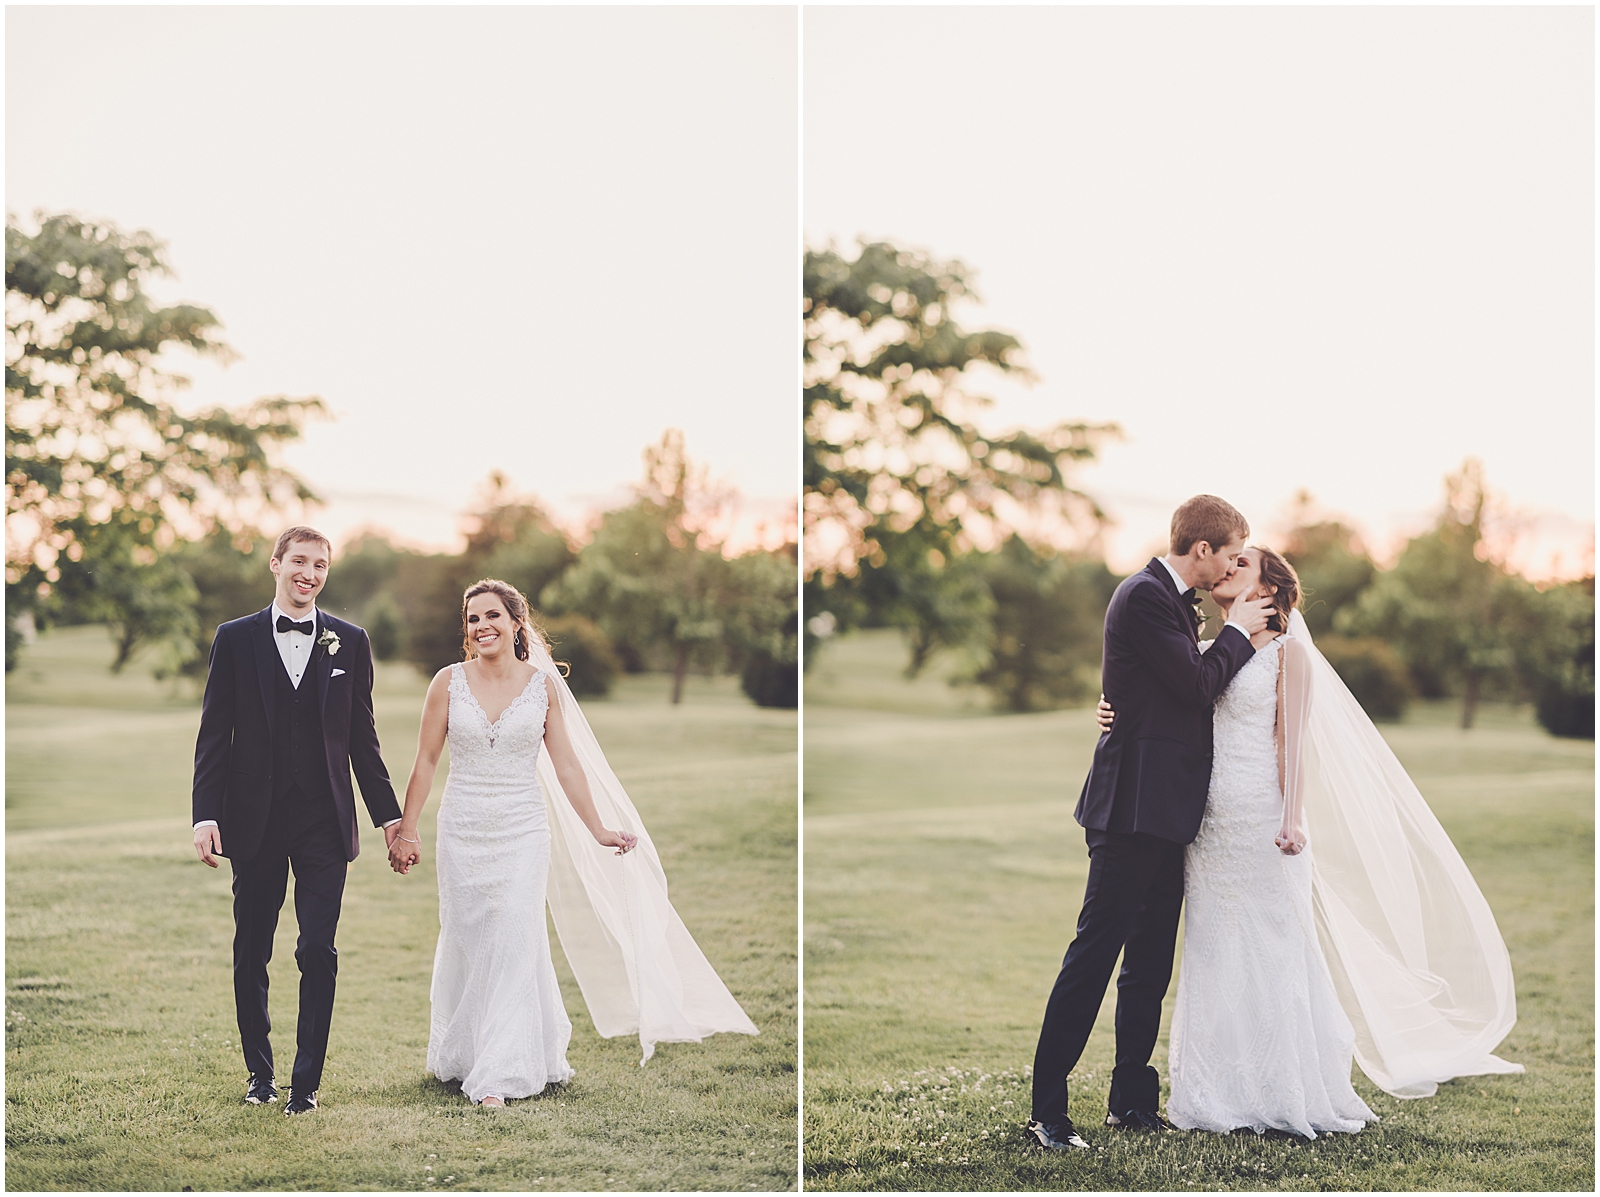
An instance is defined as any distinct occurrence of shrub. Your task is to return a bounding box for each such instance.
[367,596,404,662]
[1316,634,1412,722]
[1537,684,1594,739]
[543,614,621,698]
[741,652,798,709]
[968,538,1119,713]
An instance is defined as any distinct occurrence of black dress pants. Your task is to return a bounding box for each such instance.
[1030,828,1186,1123]
[231,784,348,1095]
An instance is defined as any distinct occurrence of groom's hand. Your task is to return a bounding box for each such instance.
[193,825,223,868]
[1227,595,1273,636]
[1095,695,1116,732]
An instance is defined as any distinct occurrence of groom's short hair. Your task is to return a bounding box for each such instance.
[272,526,333,562]
[1170,496,1248,556]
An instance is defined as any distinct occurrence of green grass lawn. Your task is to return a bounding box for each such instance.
[803,629,1594,1191]
[6,625,797,1192]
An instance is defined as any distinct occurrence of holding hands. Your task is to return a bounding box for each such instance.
[385,822,635,872]
[388,822,421,874]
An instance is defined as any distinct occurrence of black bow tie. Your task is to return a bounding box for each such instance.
[1182,589,1198,605]
[276,615,315,636]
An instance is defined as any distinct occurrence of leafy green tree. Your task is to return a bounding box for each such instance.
[544,614,622,698]
[462,472,577,607]
[1340,461,1534,728]
[366,595,405,663]
[5,211,321,670]
[1279,494,1378,639]
[318,532,411,624]
[544,431,730,704]
[1519,576,1594,739]
[726,543,798,709]
[166,527,274,674]
[804,240,1117,673]
[52,522,198,673]
[394,479,578,677]
[1315,635,1413,721]
[393,552,479,676]
[965,536,1119,712]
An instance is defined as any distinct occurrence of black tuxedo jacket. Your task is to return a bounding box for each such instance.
[1074,559,1257,845]
[192,607,401,862]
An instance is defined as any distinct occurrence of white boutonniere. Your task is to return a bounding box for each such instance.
[318,627,341,656]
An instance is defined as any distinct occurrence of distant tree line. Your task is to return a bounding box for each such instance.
[804,239,1592,739]
[6,212,795,708]
[1269,465,1592,736]
[15,433,797,709]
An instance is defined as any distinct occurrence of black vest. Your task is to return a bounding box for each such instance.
[272,650,332,802]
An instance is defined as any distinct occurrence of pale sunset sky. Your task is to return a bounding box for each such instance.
[806,6,1593,579]
[7,6,799,552]
[7,7,1593,578]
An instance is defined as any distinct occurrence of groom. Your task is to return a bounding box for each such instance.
[191,526,403,1115]
[1026,495,1272,1150]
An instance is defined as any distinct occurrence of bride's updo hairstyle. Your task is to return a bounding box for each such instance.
[1251,547,1302,634]
[460,578,549,663]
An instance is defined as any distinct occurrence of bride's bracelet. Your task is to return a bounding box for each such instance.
[394,832,420,844]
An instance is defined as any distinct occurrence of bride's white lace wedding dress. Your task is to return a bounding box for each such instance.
[429,665,574,1102]
[1167,637,1375,1137]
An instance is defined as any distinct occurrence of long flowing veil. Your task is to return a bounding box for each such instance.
[526,639,759,1063]
[1287,609,1523,1098]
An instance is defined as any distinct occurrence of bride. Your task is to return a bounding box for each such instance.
[1098,547,1521,1137]
[389,579,758,1106]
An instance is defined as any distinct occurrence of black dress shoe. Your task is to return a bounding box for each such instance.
[1026,1118,1090,1151]
[244,1074,277,1105]
[283,1090,319,1116]
[1106,1109,1173,1132]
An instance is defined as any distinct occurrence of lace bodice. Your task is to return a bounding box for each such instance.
[445,663,549,787]
[1210,637,1283,803]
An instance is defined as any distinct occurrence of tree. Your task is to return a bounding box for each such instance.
[367,596,405,662]
[5,211,321,669]
[1520,576,1594,739]
[543,614,623,698]
[804,240,1117,672]
[318,532,411,625]
[544,431,732,704]
[1340,461,1534,728]
[461,472,577,607]
[166,526,274,675]
[726,542,799,709]
[1279,493,1377,639]
[394,477,578,677]
[1314,635,1412,721]
[965,536,1119,712]
[53,521,198,674]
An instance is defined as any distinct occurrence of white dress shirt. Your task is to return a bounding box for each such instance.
[1158,556,1251,641]
[272,600,318,688]
[195,603,399,833]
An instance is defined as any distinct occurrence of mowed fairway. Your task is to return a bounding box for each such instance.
[6,625,797,1191]
[803,629,1594,1191]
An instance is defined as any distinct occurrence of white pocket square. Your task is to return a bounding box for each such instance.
[331,668,346,678]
